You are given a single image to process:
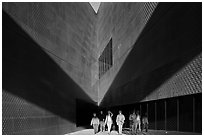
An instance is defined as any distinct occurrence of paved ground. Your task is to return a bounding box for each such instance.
[67,129,125,135]
[122,128,201,135]
[67,128,201,135]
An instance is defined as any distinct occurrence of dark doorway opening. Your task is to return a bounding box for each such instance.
[76,99,98,128]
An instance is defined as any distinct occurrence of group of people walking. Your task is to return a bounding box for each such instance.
[90,110,148,135]
[129,110,148,134]
[90,110,125,134]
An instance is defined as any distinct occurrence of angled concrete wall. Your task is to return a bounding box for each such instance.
[96,2,158,105]
[96,3,202,133]
[3,2,97,99]
[3,2,97,134]
[98,3,202,107]
[2,2,202,135]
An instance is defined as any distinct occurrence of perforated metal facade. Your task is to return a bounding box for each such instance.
[2,2,202,135]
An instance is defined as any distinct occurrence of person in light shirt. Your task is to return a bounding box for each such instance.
[135,111,141,133]
[116,110,125,135]
[105,110,113,134]
[90,113,99,134]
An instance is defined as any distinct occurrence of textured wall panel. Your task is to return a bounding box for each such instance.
[3,2,97,135]
[3,2,202,134]
[144,54,202,101]
[99,3,202,107]
[3,2,97,100]
[97,2,158,104]
[2,91,66,135]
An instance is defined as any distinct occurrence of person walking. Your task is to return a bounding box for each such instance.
[116,110,125,135]
[142,113,149,132]
[135,111,141,133]
[129,111,137,134]
[129,111,134,132]
[105,110,113,134]
[98,111,106,132]
[90,113,99,134]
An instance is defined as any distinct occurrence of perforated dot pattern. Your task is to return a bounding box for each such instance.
[144,54,202,101]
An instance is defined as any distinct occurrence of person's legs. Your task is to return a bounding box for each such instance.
[133,123,137,134]
[118,124,121,134]
[135,122,138,133]
[96,124,99,133]
[93,125,95,134]
[130,121,133,132]
[120,125,122,134]
[139,122,141,131]
[141,123,144,132]
[99,122,102,132]
[141,123,143,132]
[107,123,111,133]
[122,124,123,134]
[102,122,105,132]
[93,124,97,134]
[131,123,134,133]
[143,123,146,132]
[145,123,148,132]
[120,124,123,134]
[107,124,110,132]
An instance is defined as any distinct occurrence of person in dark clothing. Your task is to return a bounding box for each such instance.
[98,111,106,132]
[142,113,148,132]
[129,111,135,132]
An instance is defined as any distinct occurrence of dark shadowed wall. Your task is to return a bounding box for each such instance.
[104,93,201,133]
[2,2,98,134]
[96,2,158,104]
[2,2,202,135]
[97,2,202,133]
[98,2,202,107]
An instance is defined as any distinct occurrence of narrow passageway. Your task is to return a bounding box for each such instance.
[2,2,202,135]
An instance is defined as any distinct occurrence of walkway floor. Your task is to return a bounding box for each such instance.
[123,129,201,135]
[67,129,124,135]
[67,129,201,135]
